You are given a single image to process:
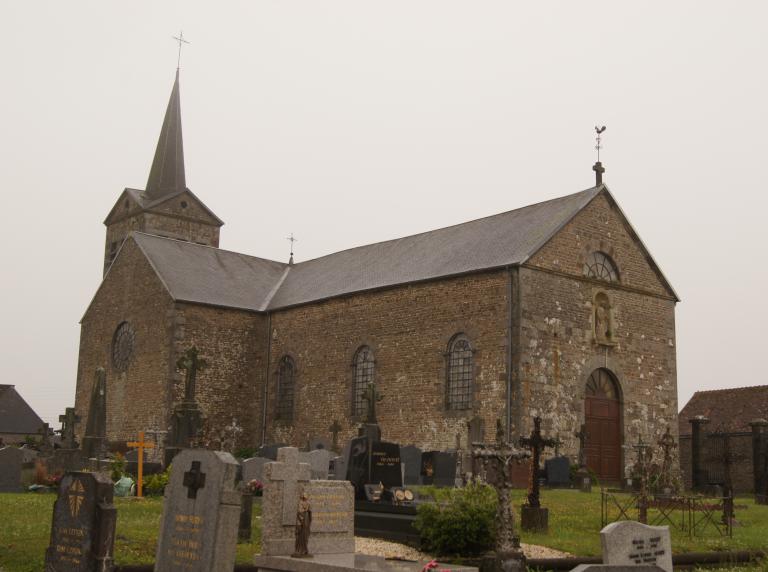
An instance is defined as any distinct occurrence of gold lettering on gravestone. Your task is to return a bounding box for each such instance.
[372,452,400,466]
[309,489,353,533]
[627,536,666,565]
[54,525,88,564]
[169,514,205,566]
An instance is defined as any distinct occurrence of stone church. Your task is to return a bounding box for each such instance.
[74,71,679,483]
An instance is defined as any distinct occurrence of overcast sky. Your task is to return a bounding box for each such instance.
[1,1,766,429]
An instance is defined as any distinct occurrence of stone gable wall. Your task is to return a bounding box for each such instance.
[528,192,674,299]
[171,303,269,448]
[142,212,219,247]
[265,271,511,451]
[75,238,175,443]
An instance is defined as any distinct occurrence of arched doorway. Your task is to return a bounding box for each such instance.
[585,368,622,483]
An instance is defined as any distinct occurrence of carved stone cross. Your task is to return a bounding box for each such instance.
[58,407,81,449]
[177,346,207,402]
[519,416,557,508]
[183,460,207,499]
[362,382,383,424]
[264,447,311,526]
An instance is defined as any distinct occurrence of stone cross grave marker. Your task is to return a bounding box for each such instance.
[59,407,81,450]
[154,449,241,572]
[127,431,155,498]
[262,447,356,556]
[44,471,117,571]
[600,521,672,572]
[261,447,311,555]
[328,420,342,452]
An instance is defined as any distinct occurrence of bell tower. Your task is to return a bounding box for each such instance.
[101,70,223,275]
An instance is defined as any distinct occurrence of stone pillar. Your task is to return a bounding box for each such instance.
[689,416,710,491]
[749,419,768,503]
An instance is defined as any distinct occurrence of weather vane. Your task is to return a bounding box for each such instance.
[595,125,606,162]
[173,31,190,70]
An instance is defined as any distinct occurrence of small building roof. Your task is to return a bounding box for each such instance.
[678,385,768,435]
[0,385,45,435]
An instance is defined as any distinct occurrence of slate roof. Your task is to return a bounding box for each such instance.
[678,385,768,435]
[134,233,289,312]
[115,184,675,312]
[0,385,45,435]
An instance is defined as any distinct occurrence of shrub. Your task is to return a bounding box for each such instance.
[110,453,126,482]
[414,481,497,556]
[234,447,257,460]
[144,466,171,496]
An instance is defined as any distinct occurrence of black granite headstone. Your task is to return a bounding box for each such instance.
[545,456,571,487]
[370,442,402,488]
[432,451,458,487]
[44,471,116,571]
[400,445,422,486]
[346,436,370,498]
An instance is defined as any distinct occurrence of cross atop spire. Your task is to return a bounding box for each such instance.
[592,125,606,186]
[287,233,298,265]
[173,31,190,71]
[145,70,186,201]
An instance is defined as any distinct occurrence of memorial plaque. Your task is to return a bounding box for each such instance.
[44,471,116,571]
[154,449,241,572]
[545,456,571,487]
[600,521,672,572]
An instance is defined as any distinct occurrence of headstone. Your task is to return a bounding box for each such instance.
[572,566,665,572]
[59,407,82,450]
[308,436,333,451]
[370,442,403,488]
[0,447,24,492]
[432,451,457,487]
[600,521,672,572]
[242,457,270,483]
[154,449,241,572]
[545,456,571,487]
[258,443,287,461]
[300,449,332,480]
[262,446,355,555]
[44,471,117,571]
[330,456,347,481]
[400,446,422,486]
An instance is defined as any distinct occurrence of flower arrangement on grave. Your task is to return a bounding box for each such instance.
[247,479,264,497]
[421,560,451,572]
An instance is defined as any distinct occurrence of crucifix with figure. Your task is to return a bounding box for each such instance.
[127,431,156,498]
[519,416,557,510]
[177,346,207,403]
[362,382,383,424]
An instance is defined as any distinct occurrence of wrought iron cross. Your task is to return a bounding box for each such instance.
[595,125,606,162]
[173,31,190,70]
[183,460,207,499]
[177,346,207,402]
[519,416,557,508]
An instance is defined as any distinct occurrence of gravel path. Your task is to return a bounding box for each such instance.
[354,537,572,561]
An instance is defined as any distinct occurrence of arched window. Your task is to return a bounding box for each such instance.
[111,321,135,372]
[586,368,619,400]
[584,252,619,283]
[352,346,375,416]
[276,355,296,421]
[446,334,473,410]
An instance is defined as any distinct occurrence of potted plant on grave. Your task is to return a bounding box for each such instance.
[247,479,264,505]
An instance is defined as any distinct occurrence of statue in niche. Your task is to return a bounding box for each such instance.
[594,292,613,344]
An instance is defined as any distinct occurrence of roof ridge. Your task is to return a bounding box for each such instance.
[131,232,287,268]
[692,384,768,395]
[292,185,601,267]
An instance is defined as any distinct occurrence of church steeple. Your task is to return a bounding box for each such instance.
[145,70,186,201]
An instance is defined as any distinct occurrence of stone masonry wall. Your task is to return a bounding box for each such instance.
[171,303,269,449]
[265,271,511,451]
[680,433,756,493]
[75,237,175,443]
[522,191,678,475]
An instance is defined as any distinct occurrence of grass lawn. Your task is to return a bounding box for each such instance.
[1,490,766,572]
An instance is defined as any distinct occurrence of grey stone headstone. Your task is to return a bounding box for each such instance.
[19,446,39,464]
[301,448,332,480]
[545,456,571,487]
[600,521,673,572]
[0,447,23,492]
[262,446,354,556]
[155,449,241,572]
[468,416,485,444]
[242,457,270,483]
[400,445,422,486]
[44,471,117,571]
[432,451,458,487]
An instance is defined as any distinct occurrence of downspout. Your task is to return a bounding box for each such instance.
[260,313,272,446]
[506,266,513,442]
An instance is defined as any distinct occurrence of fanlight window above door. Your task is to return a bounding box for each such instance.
[586,368,619,400]
[584,252,619,283]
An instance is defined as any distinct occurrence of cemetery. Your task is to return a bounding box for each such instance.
[1,374,767,572]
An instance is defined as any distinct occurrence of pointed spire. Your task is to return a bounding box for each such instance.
[145,70,186,200]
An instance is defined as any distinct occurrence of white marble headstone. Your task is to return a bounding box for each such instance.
[600,521,672,572]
